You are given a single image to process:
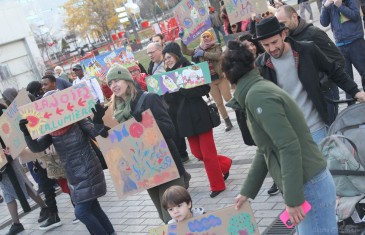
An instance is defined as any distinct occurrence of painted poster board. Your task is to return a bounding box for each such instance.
[18,82,95,139]
[0,147,7,169]
[146,62,211,95]
[225,0,268,25]
[79,46,134,82]
[96,109,180,199]
[0,89,32,158]
[173,0,211,45]
[149,203,260,235]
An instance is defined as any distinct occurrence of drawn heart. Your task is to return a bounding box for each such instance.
[27,116,40,128]
[158,158,163,164]
[1,123,10,134]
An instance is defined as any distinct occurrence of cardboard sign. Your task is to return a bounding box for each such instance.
[96,109,180,199]
[173,0,211,44]
[18,82,95,139]
[0,89,32,158]
[0,147,7,169]
[225,0,268,25]
[149,203,260,235]
[79,47,134,82]
[146,62,211,95]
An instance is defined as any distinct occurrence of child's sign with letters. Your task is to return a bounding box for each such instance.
[96,109,180,199]
[173,0,211,44]
[18,82,95,139]
[225,0,268,25]
[149,203,260,235]
[0,89,32,158]
[146,62,211,95]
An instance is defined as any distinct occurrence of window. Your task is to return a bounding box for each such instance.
[0,64,11,80]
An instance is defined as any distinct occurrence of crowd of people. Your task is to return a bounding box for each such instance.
[1,0,365,234]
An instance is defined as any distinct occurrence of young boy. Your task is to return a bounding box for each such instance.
[162,186,205,224]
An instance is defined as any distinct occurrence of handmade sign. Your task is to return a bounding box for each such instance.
[96,109,180,199]
[0,147,7,169]
[146,62,211,95]
[18,82,95,139]
[173,0,211,44]
[225,0,268,25]
[79,46,134,82]
[149,203,260,235]
[0,89,32,159]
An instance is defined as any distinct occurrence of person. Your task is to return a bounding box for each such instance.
[44,69,72,90]
[151,33,166,47]
[298,0,313,23]
[162,42,232,198]
[103,63,190,223]
[208,6,225,44]
[72,64,105,106]
[26,81,44,100]
[276,5,344,124]
[147,42,191,163]
[180,30,234,131]
[162,185,205,224]
[54,66,70,82]
[320,0,365,91]
[221,40,338,235]
[19,96,115,234]
[126,62,148,91]
[254,17,365,195]
[237,33,265,58]
[220,5,250,35]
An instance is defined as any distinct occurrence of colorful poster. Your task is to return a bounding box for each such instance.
[146,62,211,95]
[149,203,260,235]
[96,109,180,199]
[79,46,134,82]
[0,89,32,159]
[225,0,268,25]
[173,0,211,44]
[18,82,95,139]
[0,147,7,169]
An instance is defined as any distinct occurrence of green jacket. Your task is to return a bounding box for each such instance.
[235,69,327,207]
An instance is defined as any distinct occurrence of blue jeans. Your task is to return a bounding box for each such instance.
[296,169,338,235]
[212,25,225,44]
[75,199,115,235]
[311,126,328,145]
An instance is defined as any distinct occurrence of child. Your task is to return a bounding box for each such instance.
[162,186,205,224]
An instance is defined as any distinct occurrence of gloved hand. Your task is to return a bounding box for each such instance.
[91,100,108,124]
[178,29,184,39]
[19,119,30,136]
[132,112,142,122]
[99,126,110,138]
[193,49,204,58]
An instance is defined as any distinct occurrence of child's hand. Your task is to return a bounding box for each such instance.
[235,194,248,210]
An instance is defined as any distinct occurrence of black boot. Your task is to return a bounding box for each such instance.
[38,207,49,223]
[39,213,62,230]
[224,117,233,131]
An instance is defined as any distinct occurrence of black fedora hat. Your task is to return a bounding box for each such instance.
[253,16,287,41]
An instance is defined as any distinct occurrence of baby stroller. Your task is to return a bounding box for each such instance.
[319,102,365,235]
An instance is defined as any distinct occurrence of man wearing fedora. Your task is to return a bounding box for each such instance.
[253,16,365,213]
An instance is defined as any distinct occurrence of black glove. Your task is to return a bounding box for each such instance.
[91,101,108,124]
[99,126,110,138]
[132,111,142,122]
[19,119,30,136]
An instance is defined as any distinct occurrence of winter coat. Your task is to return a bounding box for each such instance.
[256,37,360,125]
[24,119,106,204]
[163,58,212,137]
[320,0,364,44]
[235,69,327,207]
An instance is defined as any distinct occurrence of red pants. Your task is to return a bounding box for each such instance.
[187,129,232,191]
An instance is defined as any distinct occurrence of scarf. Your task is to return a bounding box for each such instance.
[113,95,133,123]
[199,40,215,50]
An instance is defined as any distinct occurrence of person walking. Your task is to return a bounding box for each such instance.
[298,0,313,23]
[208,6,225,44]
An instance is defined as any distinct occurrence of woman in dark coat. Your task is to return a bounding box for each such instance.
[162,42,232,198]
[102,63,187,224]
[19,90,115,235]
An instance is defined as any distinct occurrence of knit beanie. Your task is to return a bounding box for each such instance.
[106,64,134,85]
[2,88,18,105]
[162,42,183,59]
[200,31,214,42]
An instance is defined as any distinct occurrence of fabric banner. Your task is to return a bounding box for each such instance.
[224,0,268,25]
[146,62,211,95]
[149,203,260,235]
[0,89,32,159]
[96,109,180,199]
[79,47,134,82]
[18,82,95,139]
[173,0,211,44]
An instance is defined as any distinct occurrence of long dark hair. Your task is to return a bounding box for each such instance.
[237,33,265,57]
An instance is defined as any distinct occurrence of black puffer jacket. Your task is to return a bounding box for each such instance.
[24,119,106,204]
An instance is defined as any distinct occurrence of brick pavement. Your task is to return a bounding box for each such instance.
[0,2,363,234]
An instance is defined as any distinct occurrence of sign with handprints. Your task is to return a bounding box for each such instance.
[149,203,259,235]
[173,0,211,44]
[0,89,32,158]
[146,62,211,95]
[18,82,95,139]
[225,0,268,25]
[96,109,180,199]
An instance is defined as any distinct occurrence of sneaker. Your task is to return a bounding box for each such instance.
[6,223,24,235]
[38,207,49,223]
[72,218,80,224]
[39,213,62,231]
[183,172,192,189]
[267,183,280,196]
